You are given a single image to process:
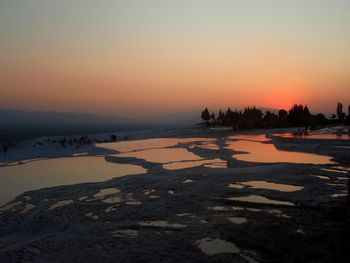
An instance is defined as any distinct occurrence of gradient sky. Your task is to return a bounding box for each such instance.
[1,0,349,117]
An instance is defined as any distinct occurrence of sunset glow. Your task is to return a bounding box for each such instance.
[1,0,349,116]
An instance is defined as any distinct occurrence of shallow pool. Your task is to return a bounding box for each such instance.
[226,140,334,164]
[0,156,146,206]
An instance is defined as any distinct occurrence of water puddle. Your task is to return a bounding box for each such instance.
[331,193,347,198]
[311,174,330,180]
[144,189,156,195]
[332,166,350,172]
[182,179,194,184]
[226,140,333,164]
[112,229,138,238]
[72,152,88,157]
[320,168,348,174]
[105,206,119,212]
[227,195,294,206]
[20,203,35,214]
[176,213,192,217]
[126,201,142,205]
[0,157,146,206]
[277,133,350,140]
[49,199,73,210]
[337,177,348,181]
[266,209,290,218]
[116,148,202,163]
[227,134,269,142]
[227,184,245,189]
[197,143,220,150]
[94,188,120,198]
[327,183,346,187]
[163,158,226,170]
[227,217,247,224]
[196,238,240,255]
[78,196,88,201]
[98,138,214,153]
[229,181,303,192]
[138,221,186,228]
[85,213,99,220]
[208,206,244,211]
[204,162,227,168]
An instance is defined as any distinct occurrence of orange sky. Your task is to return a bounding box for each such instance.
[1,1,349,117]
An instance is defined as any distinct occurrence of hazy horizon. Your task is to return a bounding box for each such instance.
[1,0,349,117]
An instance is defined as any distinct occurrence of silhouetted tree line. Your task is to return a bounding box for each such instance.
[201,102,350,130]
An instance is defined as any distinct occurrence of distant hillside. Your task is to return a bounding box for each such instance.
[0,109,201,126]
[0,109,130,125]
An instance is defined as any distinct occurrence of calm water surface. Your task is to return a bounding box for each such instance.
[226,139,334,164]
[277,133,350,140]
[0,135,337,206]
[0,157,146,205]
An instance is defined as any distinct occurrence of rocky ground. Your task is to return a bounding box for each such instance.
[0,128,349,262]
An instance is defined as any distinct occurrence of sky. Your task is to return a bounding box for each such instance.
[0,0,349,117]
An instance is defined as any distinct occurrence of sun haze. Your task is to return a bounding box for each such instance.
[1,0,349,116]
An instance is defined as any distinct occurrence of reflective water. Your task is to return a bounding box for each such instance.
[0,157,146,205]
[49,199,74,210]
[163,158,226,170]
[227,195,295,206]
[196,238,240,255]
[138,220,186,228]
[311,174,330,180]
[116,148,202,163]
[227,217,247,224]
[228,181,303,192]
[226,140,333,164]
[98,138,214,153]
[227,134,269,142]
[320,168,348,174]
[277,133,350,140]
[94,188,120,198]
[112,229,138,238]
[196,143,220,150]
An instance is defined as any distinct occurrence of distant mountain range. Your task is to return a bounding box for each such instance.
[0,109,129,125]
[0,108,201,126]
[4,106,325,127]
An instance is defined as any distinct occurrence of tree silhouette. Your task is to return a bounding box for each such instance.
[201,108,210,125]
[200,103,340,130]
[288,104,310,127]
[337,102,345,120]
[210,112,216,124]
[346,105,350,124]
[278,109,288,127]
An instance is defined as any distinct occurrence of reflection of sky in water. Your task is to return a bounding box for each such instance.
[98,138,215,153]
[0,157,146,206]
[116,148,202,163]
[228,181,303,192]
[1,135,343,207]
[227,134,269,142]
[227,195,295,206]
[163,158,226,170]
[277,133,350,140]
[226,140,333,164]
